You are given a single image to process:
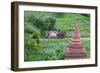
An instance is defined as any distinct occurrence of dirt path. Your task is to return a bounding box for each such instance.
[40,38,90,41]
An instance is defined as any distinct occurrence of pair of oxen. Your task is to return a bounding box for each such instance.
[45,31,66,39]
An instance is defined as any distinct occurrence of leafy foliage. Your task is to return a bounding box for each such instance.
[25,38,90,61]
[24,11,90,61]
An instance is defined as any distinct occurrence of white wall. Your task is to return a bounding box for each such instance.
[0,0,99,73]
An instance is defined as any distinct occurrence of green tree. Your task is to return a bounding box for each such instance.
[32,14,56,31]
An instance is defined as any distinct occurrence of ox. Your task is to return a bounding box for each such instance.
[45,31,58,39]
[57,31,66,39]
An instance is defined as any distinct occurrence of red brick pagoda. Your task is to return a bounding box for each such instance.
[65,24,86,59]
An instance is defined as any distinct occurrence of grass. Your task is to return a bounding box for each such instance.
[24,38,90,61]
[55,13,90,38]
[82,39,90,58]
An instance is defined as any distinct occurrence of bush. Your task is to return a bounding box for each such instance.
[25,37,42,51]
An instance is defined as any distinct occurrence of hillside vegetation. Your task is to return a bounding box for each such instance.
[24,11,90,61]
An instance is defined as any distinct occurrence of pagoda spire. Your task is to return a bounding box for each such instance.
[65,23,86,59]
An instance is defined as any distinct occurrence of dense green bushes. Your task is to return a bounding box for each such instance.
[24,39,90,61]
[24,11,90,38]
[24,11,90,61]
